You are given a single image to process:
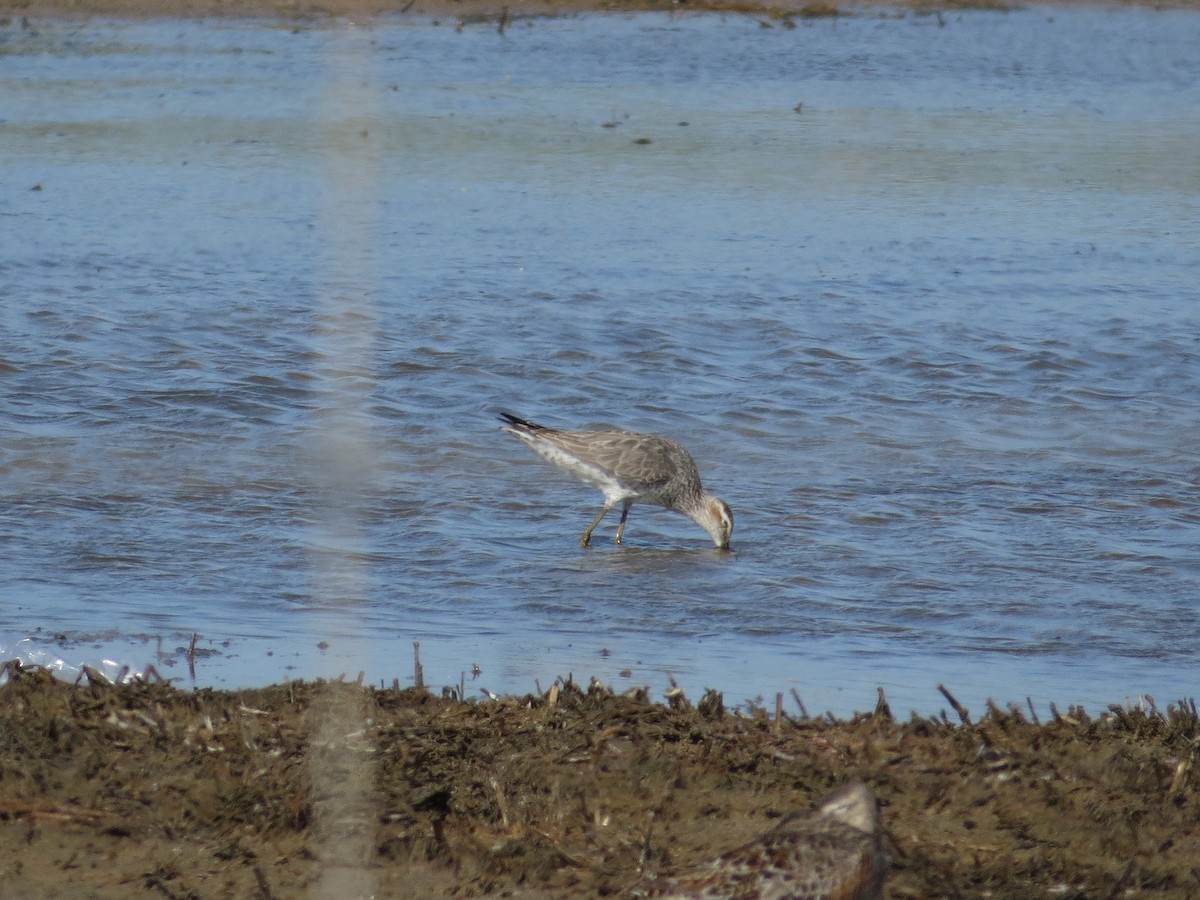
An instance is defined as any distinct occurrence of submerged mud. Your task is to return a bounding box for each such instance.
[1,665,1198,897]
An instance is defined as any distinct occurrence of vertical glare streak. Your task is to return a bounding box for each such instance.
[308,23,382,900]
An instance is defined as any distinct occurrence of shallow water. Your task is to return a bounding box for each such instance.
[2,8,1198,715]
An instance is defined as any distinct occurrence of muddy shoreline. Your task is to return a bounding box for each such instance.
[2,665,1198,897]
[3,0,1198,23]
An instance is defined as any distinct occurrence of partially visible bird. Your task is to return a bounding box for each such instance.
[631,782,887,900]
[498,412,732,550]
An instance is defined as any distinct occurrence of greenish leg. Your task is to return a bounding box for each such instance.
[580,500,614,548]
[614,500,632,545]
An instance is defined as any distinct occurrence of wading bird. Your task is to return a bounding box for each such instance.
[498,412,733,550]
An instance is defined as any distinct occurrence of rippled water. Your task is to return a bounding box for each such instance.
[2,8,1198,715]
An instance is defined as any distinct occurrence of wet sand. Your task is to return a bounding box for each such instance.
[2,666,1198,897]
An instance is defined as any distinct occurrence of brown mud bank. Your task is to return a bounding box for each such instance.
[2,0,1199,26]
[1,664,1198,897]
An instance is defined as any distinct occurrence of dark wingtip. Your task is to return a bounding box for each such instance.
[498,411,543,431]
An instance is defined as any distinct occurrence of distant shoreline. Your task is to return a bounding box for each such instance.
[3,0,1197,23]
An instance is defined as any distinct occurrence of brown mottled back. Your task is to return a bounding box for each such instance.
[631,783,886,900]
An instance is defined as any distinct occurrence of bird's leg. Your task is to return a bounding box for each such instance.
[614,500,633,545]
[580,499,614,548]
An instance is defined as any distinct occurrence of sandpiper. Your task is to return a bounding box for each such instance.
[498,412,733,550]
[632,782,887,900]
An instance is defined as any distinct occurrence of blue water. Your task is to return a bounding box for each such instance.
[2,8,1198,716]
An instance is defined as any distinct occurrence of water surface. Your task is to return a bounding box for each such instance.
[2,8,1198,715]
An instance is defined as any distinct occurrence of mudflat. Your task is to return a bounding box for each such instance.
[1,666,1197,897]
[3,0,1199,24]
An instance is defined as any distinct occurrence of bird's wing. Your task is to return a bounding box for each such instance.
[551,431,685,494]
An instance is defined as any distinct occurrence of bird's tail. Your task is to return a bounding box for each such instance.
[498,411,549,433]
